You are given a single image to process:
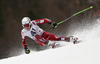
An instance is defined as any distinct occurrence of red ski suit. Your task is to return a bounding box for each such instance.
[21,18,69,48]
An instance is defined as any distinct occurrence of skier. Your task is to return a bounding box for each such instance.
[21,17,78,54]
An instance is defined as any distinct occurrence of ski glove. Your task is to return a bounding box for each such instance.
[24,47,30,54]
[50,22,57,28]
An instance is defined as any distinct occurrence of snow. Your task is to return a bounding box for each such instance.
[0,19,100,64]
[0,39,100,64]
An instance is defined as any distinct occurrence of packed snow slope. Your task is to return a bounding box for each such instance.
[0,39,100,64]
[0,19,100,64]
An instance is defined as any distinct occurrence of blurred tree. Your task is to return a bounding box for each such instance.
[28,0,43,20]
[0,0,4,36]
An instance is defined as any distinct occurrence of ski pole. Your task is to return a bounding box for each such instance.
[57,6,93,25]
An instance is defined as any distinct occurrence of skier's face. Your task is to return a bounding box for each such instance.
[23,24,31,31]
[24,26,31,31]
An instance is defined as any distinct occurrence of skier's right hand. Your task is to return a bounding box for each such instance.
[50,22,57,28]
[24,47,30,54]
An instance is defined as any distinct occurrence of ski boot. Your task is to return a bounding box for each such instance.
[51,43,60,49]
[48,42,60,49]
[69,36,78,44]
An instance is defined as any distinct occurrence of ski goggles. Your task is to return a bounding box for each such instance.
[23,24,30,27]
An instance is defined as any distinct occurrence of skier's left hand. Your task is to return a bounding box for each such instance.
[24,47,30,54]
[50,22,57,28]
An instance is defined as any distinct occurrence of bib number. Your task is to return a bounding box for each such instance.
[31,31,36,36]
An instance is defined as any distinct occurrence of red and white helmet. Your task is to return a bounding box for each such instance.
[22,17,31,27]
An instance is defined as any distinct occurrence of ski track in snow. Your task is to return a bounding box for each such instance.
[0,18,100,64]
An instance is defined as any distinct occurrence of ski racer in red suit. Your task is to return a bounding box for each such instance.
[21,17,78,54]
